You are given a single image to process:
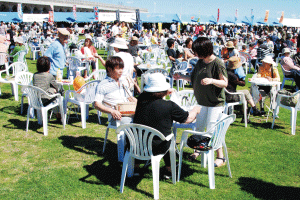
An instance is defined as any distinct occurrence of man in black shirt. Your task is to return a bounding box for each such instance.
[166,38,180,75]
[7,24,15,53]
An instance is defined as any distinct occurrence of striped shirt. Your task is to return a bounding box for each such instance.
[257,44,271,60]
[94,76,129,108]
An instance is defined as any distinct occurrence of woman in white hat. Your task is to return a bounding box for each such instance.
[10,36,26,62]
[256,55,280,111]
[133,73,200,178]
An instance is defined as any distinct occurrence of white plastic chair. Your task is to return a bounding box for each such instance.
[279,62,296,90]
[116,123,176,200]
[170,90,198,138]
[24,85,65,136]
[64,80,100,129]
[67,57,89,79]
[0,62,28,101]
[13,50,27,65]
[224,89,248,127]
[239,52,252,74]
[177,114,236,189]
[271,90,300,135]
[84,69,107,82]
[0,52,8,71]
[15,72,33,115]
[173,61,189,91]
[29,43,40,60]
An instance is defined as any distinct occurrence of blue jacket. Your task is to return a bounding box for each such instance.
[44,39,66,76]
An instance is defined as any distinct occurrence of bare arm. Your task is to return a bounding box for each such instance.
[173,73,191,82]
[201,73,228,88]
[184,106,201,124]
[94,101,122,120]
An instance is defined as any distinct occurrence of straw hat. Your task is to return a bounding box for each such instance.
[282,48,291,54]
[131,36,138,41]
[225,41,234,49]
[57,28,70,36]
[110,38,128,49]
[261,56,276,66]
[227,56,242,70]
[144,73,170,93]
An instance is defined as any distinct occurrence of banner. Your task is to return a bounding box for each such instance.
[158,22,162,33]
[251,9,254,24]
[177,23,180,34]
[73,5,76,21]
[279,11,284,23]
[217,8,220,23]
[23,14,49,22]
[94,7,98,21]
[17,3,23,20]
[48,11,54,22]
[264,10,269,23]
[50,5,54,11]
[235,9,238,23]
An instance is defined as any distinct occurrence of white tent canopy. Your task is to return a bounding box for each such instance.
[279,18,300,27]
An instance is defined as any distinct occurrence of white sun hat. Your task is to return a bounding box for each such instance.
[14,36,23,44]
[143,73,170,92]
[110,38,128,49]
[261,56,276,66]
[282,48,291,54]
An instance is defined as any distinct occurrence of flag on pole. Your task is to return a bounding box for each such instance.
[235,9,238,23]
[279,11,284,23]
[264,10,269,23]
[251,9,254,25]
[217,8,220,23]
[73,5,76,21]
[94,7,99,21]
[17,4,23,20]
[48,11,54,22]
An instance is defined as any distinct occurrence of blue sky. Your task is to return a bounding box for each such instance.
[92,0,300,19]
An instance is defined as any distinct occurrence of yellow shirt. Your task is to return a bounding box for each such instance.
[121,26,127,38]
[257,66,280,82]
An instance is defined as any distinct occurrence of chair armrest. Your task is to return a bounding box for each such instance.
[65,90,77,98]
[277,90,300,101]
[165,133,175,141]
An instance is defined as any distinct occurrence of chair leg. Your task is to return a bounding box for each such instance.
[80,102,86,129]
[120,152,130,193]
[21,95,24,114]
[97,111,102,124]
[59,101,65,129]
[151,155,163,200]
[223,143,232,178]
[169,139,177,184]
[291,109,296,135]
[201,152,207,168]
[177,144,184,182]
[207,150,215,189]
[11,83,18,101]
[26,106,31,132]
[103,128,109,153]
[271,106,278,129]
[243,101,247,128]
[41,108,48,136]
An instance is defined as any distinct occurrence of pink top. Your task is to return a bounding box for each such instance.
[281,56,300,75]
[249,48,257,59]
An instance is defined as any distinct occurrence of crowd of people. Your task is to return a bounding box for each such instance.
[1,19,300,179]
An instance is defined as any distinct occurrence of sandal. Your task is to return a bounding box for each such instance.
[214,157,226,167]
[188,151,200,162]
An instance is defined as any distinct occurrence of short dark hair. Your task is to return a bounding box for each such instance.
[258,39,264,45]
[192,37,213,58]
[144,91,168,99]
[105,56,124,74]
[185,38,193,47]
[36,56,50,72]
[167,38,175,48]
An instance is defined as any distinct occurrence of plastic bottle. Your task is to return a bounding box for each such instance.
[56,69,62,82]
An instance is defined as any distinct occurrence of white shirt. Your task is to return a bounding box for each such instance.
[115,52,134,80]
[111,25,119,36]
[171,24,176,32]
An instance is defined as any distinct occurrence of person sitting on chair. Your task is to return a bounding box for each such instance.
[226,56,265,123]
[256,56,280,112]
[33,56,64,122]
[281,48,300,89]
[10,37,26,63]
[133,73,200,178]
[94,56,136,124]
[167,38,180,76]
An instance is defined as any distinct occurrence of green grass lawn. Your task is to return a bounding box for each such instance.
[0,48,299,199]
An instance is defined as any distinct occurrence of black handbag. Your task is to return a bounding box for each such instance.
[187,135,211,151]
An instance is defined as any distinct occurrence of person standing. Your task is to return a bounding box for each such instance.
[44,28,70,76]
[174,37,228,167]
